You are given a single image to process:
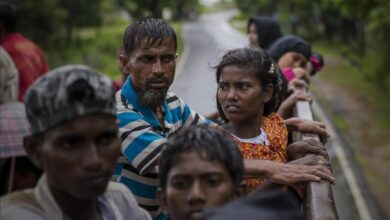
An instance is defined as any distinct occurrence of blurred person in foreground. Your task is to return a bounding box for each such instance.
[0,65,151,220]
[157,126,244,220]
[0,2,49,101]
[0,46,41,196]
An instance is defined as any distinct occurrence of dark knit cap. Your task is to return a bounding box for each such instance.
[24,65,116,135]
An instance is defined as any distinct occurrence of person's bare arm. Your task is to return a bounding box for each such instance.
[244,159,335,185]
[277,91,312,119]
[286,139,329,161]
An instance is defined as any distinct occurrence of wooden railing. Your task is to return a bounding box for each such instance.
[293,88,339,220]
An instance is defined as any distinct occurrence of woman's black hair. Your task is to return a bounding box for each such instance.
[214,47,282,122]
[159,125,244,191]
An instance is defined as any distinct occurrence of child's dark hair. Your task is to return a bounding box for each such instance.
[214,47,282,122]
[159,125,244,191]
[122,17,177,57]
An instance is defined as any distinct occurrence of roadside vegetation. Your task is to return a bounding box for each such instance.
[45,20,183,80]
[9,0,189,79]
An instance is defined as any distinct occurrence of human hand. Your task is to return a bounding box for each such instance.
[286,139,329,160]
[294,118,329,144]
[267,162,335,185]
[277,91,312,118]
[292,67,310,84]
[288,154,330,166]
[288,78,308,91]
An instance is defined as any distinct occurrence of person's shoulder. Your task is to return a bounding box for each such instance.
[166,91,180,103]
[105,181,129,191]
[166,91,186,110]
[104,181,152,220]
[263,113,285,126]
[1,189,37,208]
[0,189,44,220]
[104,181,139,204]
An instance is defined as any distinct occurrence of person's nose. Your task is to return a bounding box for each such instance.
[187,181,206,204]
[82,144,103,171]
[152,60,164,76]
[226,88,238,101]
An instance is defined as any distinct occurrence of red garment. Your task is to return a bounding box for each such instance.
[232,113,288,193]
[1,33,49,101]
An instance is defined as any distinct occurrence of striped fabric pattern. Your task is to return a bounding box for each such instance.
[114,77,212,217]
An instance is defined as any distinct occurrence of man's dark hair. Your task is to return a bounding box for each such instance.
[122,17,177,57]
[214,47,282,122]
[0,2,17,32]
[159,125,244,191]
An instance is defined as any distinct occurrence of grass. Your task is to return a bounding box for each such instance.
[312,41,389,128]
[45,19,184,81]
[311,41,390,219]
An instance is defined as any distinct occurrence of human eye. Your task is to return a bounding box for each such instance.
[218,83,228,91]
[140,55,155,64]
[96,131,118,147]
[171,177,190,190]
[206,175,223,187]
[57,136,83,151]
[238,82,250,91]
[161,54,174,63]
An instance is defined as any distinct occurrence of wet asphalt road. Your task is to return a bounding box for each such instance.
[171,10,382,220]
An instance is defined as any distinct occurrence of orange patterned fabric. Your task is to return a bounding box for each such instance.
[232,113,288,193]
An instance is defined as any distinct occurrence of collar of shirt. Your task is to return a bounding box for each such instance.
[121,76,171,129]
[34,174,117,220]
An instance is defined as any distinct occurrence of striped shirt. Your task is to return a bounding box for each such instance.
[114,77,212,218]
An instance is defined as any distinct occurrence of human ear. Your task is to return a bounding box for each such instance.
[264,84,274,103]
[157,187,170,215]
[23,136,43,169]
[119,54,130,75]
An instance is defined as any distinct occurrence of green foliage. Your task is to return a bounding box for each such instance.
[7,0,106,47]
[8,0,66,45]
[46,20,184,81]
[46,21,128,79]
[118,0,200,20]
[233,0,273,16]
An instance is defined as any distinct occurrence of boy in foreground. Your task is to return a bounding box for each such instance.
[0,65,151,220]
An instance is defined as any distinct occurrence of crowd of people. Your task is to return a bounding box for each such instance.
[0,2,334,220]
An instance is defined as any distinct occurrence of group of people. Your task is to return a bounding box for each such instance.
[1,3,334,220]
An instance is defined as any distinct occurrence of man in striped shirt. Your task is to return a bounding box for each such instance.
[115,17,212,219]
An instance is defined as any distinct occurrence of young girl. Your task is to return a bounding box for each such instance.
[215,48,333,193]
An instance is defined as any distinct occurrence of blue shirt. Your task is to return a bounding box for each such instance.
[115,77,212,218]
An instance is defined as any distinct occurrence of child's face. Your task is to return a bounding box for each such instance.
[159,150,234,220]
[217,65,273,124]
[278,51,307,69]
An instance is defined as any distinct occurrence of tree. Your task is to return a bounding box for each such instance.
[59,0,104,45]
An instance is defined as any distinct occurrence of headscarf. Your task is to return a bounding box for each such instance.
[247,16,283,50]
[268,35,312,62]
